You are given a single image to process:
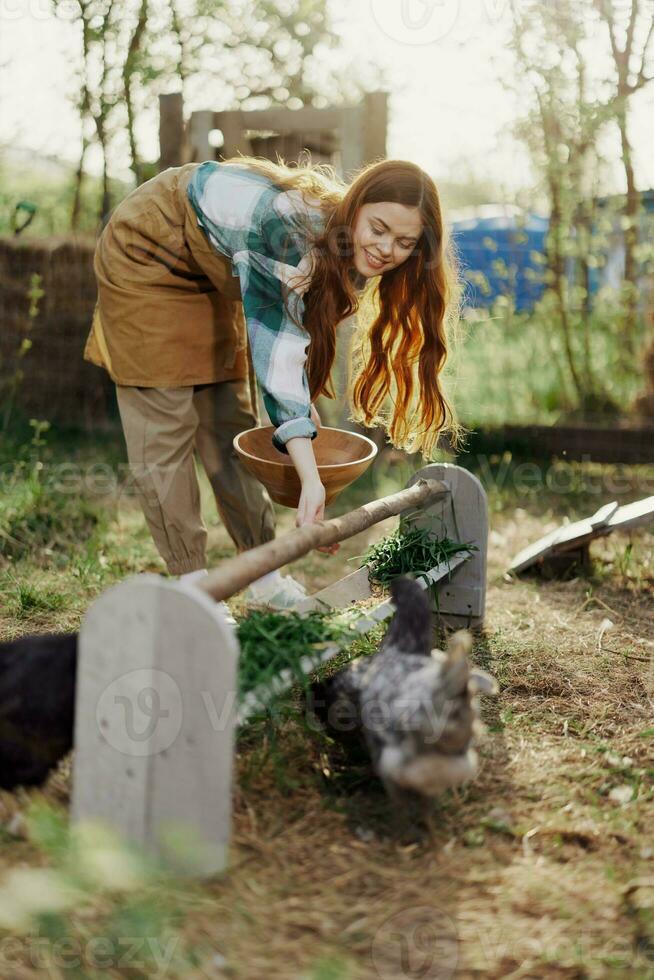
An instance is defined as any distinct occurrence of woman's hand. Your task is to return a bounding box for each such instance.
[296,475,326,527]
[286,433,340,555]
[295,476,339,555]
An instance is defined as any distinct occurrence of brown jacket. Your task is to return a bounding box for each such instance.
[83,162,250,387]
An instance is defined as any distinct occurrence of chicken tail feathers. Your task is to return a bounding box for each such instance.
[382,576,432,656]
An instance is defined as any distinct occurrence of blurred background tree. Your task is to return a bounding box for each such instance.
[467,0,654,423]
[593,0,654,340]
[51,0,380,227]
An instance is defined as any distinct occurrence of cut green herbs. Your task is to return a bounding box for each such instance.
[357,523,477,587]
[236,608,354,701]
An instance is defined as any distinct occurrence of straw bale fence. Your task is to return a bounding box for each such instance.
[0,235,115,429]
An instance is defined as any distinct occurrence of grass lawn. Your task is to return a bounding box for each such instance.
[0,429,653,979]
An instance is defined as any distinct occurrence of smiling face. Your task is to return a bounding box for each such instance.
[351,201,423,277]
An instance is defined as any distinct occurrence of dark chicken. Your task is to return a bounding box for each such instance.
[0,631,77,790]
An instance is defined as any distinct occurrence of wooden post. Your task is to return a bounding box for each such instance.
[363,91,388,164]
[71,575,238,876]
[339,105,365,179]
[405,464,488,628]
[214,110,250,160]
[159,93,185,172]
[189,110,215,163]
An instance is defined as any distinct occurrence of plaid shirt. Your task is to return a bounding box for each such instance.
[187,161,328,452]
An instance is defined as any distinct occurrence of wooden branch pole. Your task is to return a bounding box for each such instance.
[199,477,448,603]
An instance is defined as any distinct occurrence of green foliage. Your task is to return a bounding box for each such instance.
[236,522,475,713]
[505,0,654,388]
[0,268,109,564]
[308,956,353,980]
[357,523,476,587]
[237,607,355,700]
[451,285,648,427]
[0,801,207,975]
[0,454,106,563]
[0,420,108,564]
[1,274,44,433]
[41,0,374,223]
[4,580,67,619]
[0,158,127,236]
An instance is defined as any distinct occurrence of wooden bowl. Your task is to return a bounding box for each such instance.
[233,425,378,508]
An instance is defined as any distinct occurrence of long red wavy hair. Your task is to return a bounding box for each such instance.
[221,154,463,457]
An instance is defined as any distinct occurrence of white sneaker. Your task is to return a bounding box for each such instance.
[178,568,210,586]
[245,570,307,610]
[178,569,236,626]
[216,601,237,627]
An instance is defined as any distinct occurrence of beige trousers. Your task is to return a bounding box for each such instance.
[116,378,276,575]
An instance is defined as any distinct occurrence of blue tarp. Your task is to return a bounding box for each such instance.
[452,191,654,312]
[451,213,549,312]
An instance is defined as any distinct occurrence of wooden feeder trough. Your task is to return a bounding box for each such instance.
[233,425,378,507]
[71,464,488,875]
[508,494,654,576]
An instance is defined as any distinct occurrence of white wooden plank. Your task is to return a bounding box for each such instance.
[294,566,372,614]
[72,581,160,844]
[148,581,238,874]
[554,517,596,546]
[589,501,619,528]
[72,574,239,876]
[511,512,615,570]
[606,495,654,531]
[510,518,598,569]
[508,527,564,573]
[552,495,654,544]
[405,465,488,624]
[509,495,654,574]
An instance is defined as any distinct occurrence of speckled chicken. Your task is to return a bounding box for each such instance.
[310,576,498,798]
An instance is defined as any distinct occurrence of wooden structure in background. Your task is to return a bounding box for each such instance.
[159,91,388,178]
[158,92,187,171]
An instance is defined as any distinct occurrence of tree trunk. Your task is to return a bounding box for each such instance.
[94,115,112,226]
[70,135,89,230]
[615,98,640,347]
[546,176,585,403]
[573,198,594,388]
[124,0,149,186]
